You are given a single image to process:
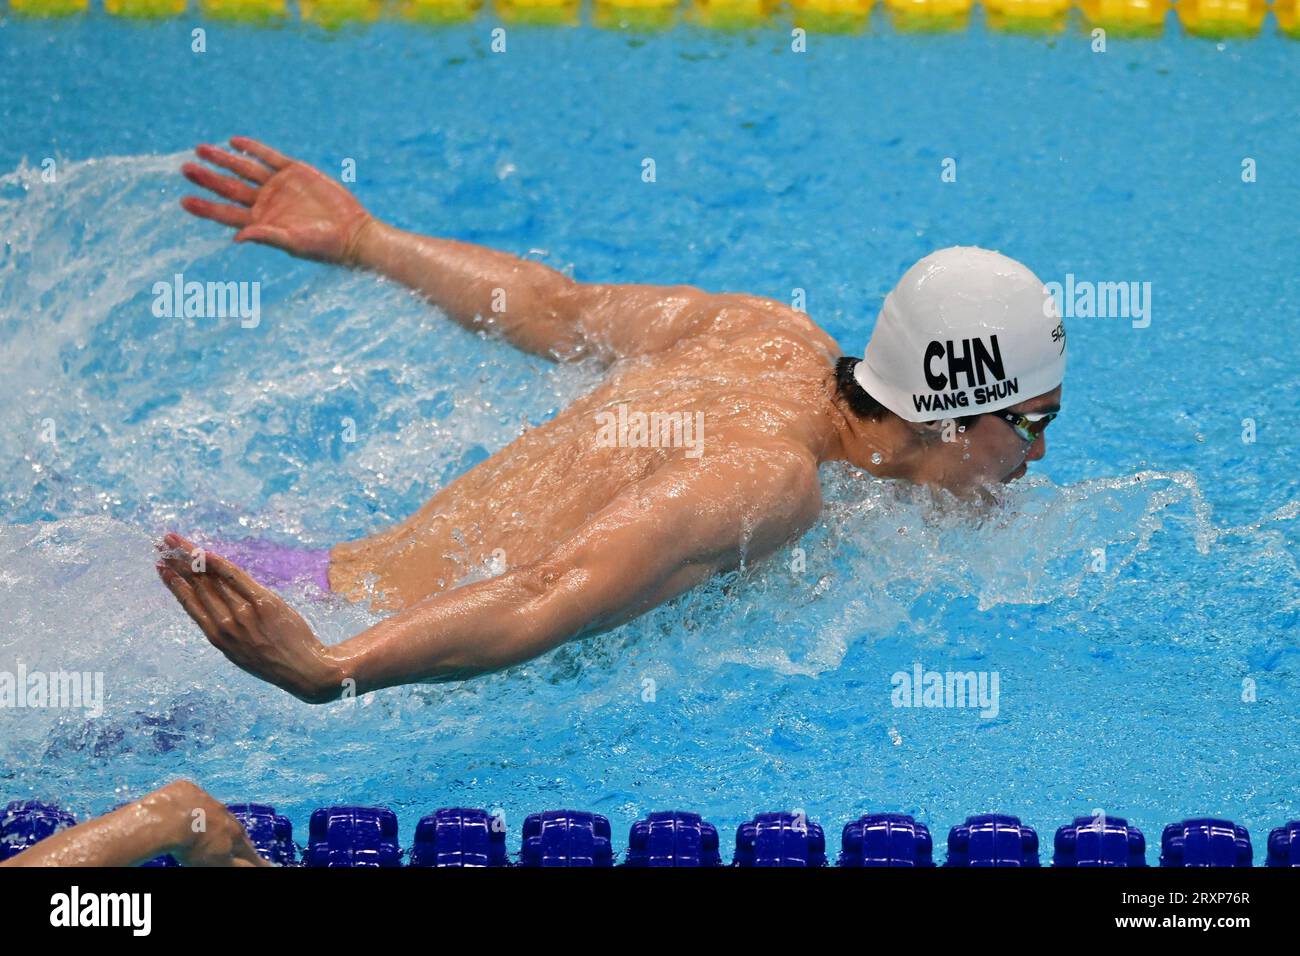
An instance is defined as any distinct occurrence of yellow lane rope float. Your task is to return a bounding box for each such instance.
[788,0,873,35]
[395,0,480,24]
[4,0,1298,38]
[685,0,777,29]
[104,0,185,14]
[1177,0,1268,36]
[8,0,91,14]
[881,0,975,33]
[1078,0,1169,35]
[1277,0,1300,36]
[983,0,1070,31]
[592,0,677,30]
[297,0,382,27]
[495,0,581,26]
[199,0,290,22]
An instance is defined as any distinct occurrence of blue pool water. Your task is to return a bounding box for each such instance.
[1,11,1298,858]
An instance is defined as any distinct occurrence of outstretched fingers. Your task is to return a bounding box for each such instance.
[156,534,244,641]
[195,142,273,185]
[229,136,294,171]
[157,566,216,637]
[155,531,334,702]
[156,566,249,672]
[179,196,251,229]
[181,162,258,206]
[192,573,240,637]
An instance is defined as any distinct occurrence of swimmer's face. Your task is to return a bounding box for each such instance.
[918,386,1062,493]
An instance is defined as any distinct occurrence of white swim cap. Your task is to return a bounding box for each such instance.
[853,247,1066,423]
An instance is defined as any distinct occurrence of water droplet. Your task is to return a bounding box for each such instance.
[870,452,882,465]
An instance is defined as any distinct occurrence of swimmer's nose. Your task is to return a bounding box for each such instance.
[1026,433,1047,462]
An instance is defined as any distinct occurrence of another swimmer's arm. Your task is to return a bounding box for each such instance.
[329,446,821,694]
[0,781,267,868]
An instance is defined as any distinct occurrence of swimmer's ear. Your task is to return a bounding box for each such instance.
[907,419,946,440]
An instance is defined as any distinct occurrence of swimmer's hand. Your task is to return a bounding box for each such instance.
[180,136,375,266]
[161,780,271,868]
[0,780,268,867]
[156,532,344,704]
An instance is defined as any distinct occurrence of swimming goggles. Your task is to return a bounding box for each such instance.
[991,410,1057,444]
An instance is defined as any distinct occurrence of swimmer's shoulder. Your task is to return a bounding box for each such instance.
[705,292,843,363]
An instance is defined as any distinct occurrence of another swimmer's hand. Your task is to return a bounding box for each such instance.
[0,780,268,867]
[180,136,375,266]
[156,532,345,704]
[158,780,270,868]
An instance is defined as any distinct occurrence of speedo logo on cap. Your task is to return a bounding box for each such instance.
[914,335,1019,414]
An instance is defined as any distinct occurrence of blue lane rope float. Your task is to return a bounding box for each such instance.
[409,807,509,867]
[303,806,402,868]
[838,812,934,867]
[0,801,76,860]
[1159,818,1253,868]
[733,811,827,867]
[1266,821,1300,867]
[1052,816,1147,867]
[625,810,723,867]
[3,798,1299,867]
[520,810,613,867]
[228,803,297,866]
[944,813,1040,867]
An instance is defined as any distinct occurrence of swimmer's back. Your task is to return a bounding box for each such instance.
[329,296,837,608]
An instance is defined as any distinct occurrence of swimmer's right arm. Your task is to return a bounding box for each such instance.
[0,780,267,867]
[181,136,778,363]
[335,445,821,693]
[345,219,725,363]
[158,445,820,701]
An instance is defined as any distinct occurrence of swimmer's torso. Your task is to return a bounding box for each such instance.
[328,297,840,609]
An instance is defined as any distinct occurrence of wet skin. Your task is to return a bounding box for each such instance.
[160,137,1059,703]
[0,780,267,867]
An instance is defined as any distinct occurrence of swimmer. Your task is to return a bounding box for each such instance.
[0,780,267,867]
[161,136,1065,703]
